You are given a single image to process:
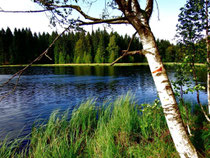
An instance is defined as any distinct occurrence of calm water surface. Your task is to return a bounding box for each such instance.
[0,66,207,140]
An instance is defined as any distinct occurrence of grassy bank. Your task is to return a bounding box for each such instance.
[0,95,209,157]
[0,62,206,68]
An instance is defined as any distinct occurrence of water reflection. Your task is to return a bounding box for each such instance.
[0,66,207,141]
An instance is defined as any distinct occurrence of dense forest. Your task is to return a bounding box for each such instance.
[0,27,206,65]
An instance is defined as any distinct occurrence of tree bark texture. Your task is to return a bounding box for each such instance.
[206,0,210,115]
[115,0,198,157]
[207,39,210,115]
[136,23,198,158]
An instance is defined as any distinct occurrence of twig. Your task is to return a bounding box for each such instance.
[190,59,210,122]
[0,26,71,102]
[127,31,138,50]
[110,31,137,66]
[0,72,22,102]
[0,9,51,13]
[110,50,143,66]
[42,3,129,25]
[1,3,129,26]
[154,0,160,21]
[78,17,129,25]
[45,54,53,60]
[110,51,127,66]
[198,100,210,122]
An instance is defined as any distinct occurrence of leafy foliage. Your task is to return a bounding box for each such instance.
[173,0,208,105]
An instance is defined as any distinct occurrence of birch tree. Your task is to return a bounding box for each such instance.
[176,0,210,120]
[205,0,210,115]
[7,0,198,157]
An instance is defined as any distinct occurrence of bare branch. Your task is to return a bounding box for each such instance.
[39,3,129,25]
[154,0,160,21]
[45,54,53,60]
[0,9,51,13]
[145,0,154,19]
[49,4,101,21]
[111,31,139,66]
[110,30,152,66]
[199,100,210,122]
[0,26,72,101]
[110,51,127,66]
[110,50,143,66]
[0,72,22,102]
[127,31,138,50]
[78,17,129,25]
[0,3,128,25]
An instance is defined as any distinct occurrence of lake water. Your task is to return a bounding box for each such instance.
[0,66,207,141]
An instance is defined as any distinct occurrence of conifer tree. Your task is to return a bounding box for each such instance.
[0,29,5,64]
[4,28,13,64]
[94,33,105,63]
[107,34,119,63]
[84,33,92,63]
[74,35,86,63]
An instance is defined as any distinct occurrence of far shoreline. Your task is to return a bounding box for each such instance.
[0,62,206,67]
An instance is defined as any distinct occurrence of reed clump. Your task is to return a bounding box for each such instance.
[0,94,209,157]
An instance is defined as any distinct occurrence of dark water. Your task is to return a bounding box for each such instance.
[0,66,207,140]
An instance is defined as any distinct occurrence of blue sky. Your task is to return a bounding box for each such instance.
[0,0,187,42]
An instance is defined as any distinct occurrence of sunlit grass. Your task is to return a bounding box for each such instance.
[0,94,209,157]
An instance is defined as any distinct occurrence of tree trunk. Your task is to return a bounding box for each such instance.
[142,30,197,158]
[191,45,210,121]
[206,0,210,115]
[128,16,198,157]
[113,0,198,157]
[207,39,210,115]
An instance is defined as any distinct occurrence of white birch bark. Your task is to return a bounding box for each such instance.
[208,70,210,115]
[115,0,199,157]
[206,0,210,115]
[140,32,198,158]
[207,42,210,115]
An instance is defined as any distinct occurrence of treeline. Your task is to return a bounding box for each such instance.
[0,27,206,64]
[0,28,50,64]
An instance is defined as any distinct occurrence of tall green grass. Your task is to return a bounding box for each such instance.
[0,94,209,157]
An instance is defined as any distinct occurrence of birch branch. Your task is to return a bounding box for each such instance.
[110,31,137,66]
[41,4,129,25]
[78,17,129,25]
[0,5,129,25]
[0,26,71,102]
[0,10,51,13]
[145,0,153,18]
[111,50,144,66]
